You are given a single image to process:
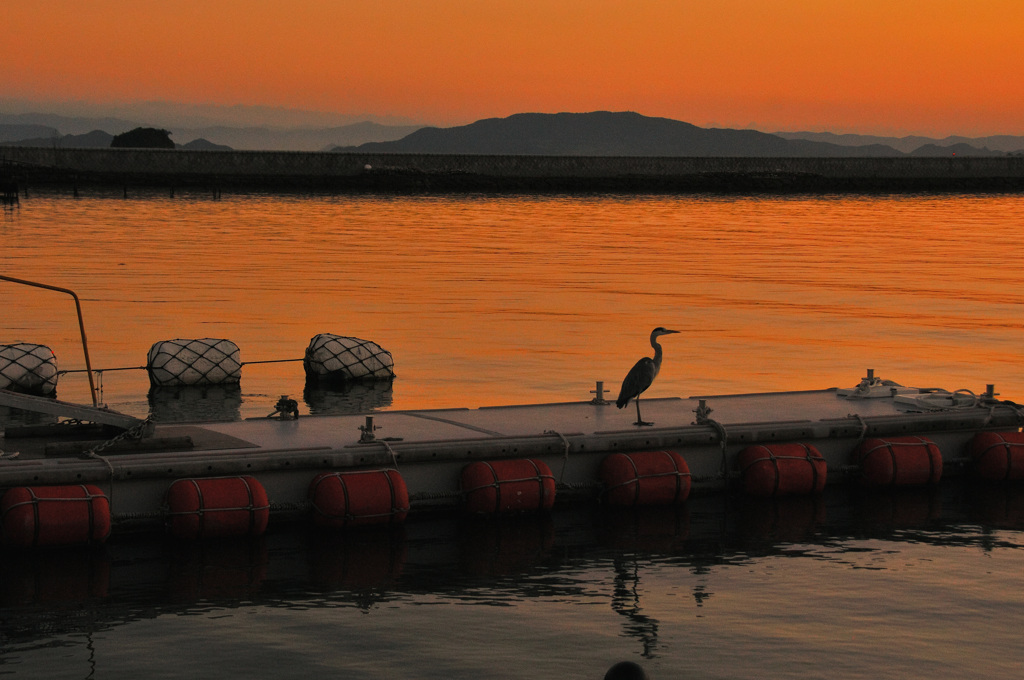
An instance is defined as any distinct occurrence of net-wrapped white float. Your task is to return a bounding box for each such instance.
[0,343,58,395]
[303,334,395,383]
[146,338,242,387]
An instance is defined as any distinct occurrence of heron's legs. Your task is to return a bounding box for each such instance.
[634,396,653,426]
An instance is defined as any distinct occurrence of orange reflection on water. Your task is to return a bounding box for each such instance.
[2,192,1023,418]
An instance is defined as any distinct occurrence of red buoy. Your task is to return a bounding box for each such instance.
[166,476,269,540]
[599,451,691,506]
[853,436,942,487]
[309,469,410,528]
[738,443,827,497]
[461,459,556,514]
[969,431,1024,482]
[1,484,110,547]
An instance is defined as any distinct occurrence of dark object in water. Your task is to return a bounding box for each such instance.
[605,661,649,680]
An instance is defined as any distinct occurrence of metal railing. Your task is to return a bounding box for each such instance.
[1,274,99,406]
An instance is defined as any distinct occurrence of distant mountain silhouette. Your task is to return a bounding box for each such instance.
[0,111,422,151]
[68,130,116,148]
[338,112,903,156]
[2,128,232,151]
[775,130,1020,155]
[0,123,58,143]
[1,129,114,148]
[5,107,1021,155]
[907,142,1005,157]
[178,138,233,151]
[0,103,419,135]
[0,112,137,137]
[181,121,423,151]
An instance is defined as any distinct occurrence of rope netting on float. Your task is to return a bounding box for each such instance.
[146,338,242,387]
[3,334,396,410]
[303,333,396,383]
[0,343,58,395]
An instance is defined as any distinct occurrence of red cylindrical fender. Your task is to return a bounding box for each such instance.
[166,476,269,539]
[969,431,1024,482]
[1,484,110,547]
[600,451,691,506]
[853,437,942,487]
[738,443,827,497]
[309,469,410,528]
[461,459,555,514]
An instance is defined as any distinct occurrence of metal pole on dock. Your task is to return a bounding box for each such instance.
[0,275,100,407]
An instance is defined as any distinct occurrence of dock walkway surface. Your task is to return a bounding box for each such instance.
[3,387,1018,483]
[195,390,907,453]
[3,148,1024,192]
[0,388,955,461]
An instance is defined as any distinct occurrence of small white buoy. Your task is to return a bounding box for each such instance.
[303,333,395,383]
[146,338,242,387]
[0,343,58,395]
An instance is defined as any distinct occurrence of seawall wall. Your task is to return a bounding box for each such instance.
[4,147,1024,193]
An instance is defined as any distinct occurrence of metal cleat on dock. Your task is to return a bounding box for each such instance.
[268,395,300,419]
[359,415,379,443]
[693,399,713,424]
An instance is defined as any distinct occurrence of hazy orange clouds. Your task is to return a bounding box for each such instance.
[5,0,1023,134]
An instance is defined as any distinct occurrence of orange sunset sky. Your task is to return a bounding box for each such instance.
[5,0,1023,136]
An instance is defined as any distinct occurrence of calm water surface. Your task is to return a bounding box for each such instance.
[2,192,1023,678]
[2,191,1023,417]
[2,491,1023,680]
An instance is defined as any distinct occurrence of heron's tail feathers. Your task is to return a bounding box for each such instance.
[616,396,628,409]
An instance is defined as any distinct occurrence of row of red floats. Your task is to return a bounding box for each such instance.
[0,470,414,549]
[739,431,1024,494]
[3,430,1022,548]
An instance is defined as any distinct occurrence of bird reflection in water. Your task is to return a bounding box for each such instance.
[612,558,660,658]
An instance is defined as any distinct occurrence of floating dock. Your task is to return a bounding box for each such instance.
[2,376,1022,546]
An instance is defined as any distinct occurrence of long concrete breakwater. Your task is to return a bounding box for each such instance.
[4,146,1024,193]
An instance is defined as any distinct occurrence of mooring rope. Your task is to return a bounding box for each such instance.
[410,490,464,501]
[79,416,153,506]
[849,413,870,439]
[268,499,312,513]
[544,429,572,483]
[700,418,729,479]
[993,398,1024,424]
[240,358,304,366]
[81,449,116,504]
[379,438,400,469]
[56,366,146,375]
[55,358,305,374]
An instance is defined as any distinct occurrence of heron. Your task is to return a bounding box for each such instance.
[616,327,680,426]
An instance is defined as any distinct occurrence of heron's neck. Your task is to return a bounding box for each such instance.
[651,338,663,367]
